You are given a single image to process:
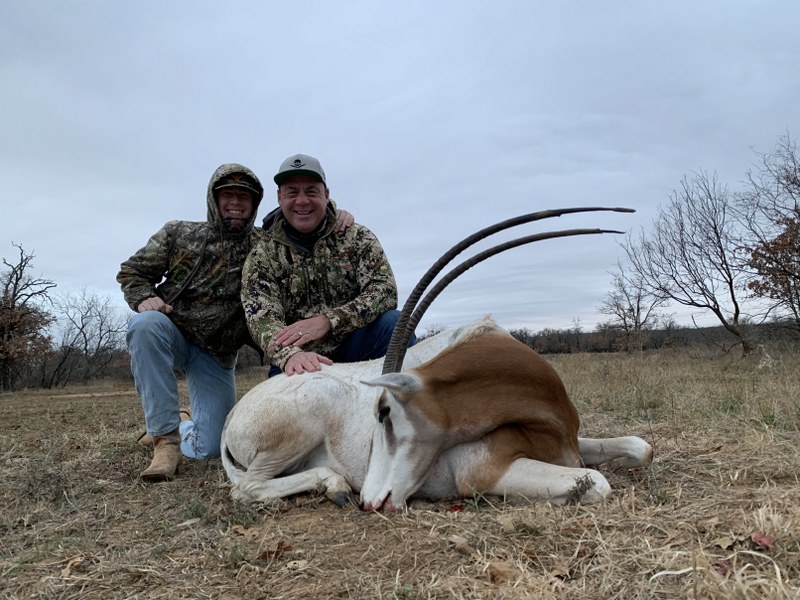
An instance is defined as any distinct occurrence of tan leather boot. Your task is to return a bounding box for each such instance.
[139,429,182,481]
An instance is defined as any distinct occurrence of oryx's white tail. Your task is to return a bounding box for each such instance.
[220,428,246,486]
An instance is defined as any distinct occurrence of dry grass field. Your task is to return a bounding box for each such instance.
[1,345,799,599]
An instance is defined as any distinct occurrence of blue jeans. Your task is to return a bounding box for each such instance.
[268,309,415,377]
[126,311,237,459]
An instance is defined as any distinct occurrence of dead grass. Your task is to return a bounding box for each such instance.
[1,346,798,599]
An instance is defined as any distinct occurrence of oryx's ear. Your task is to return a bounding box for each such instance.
[361,373,423,396]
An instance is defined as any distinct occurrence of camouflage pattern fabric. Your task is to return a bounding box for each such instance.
[117,163,264,367]
[242,204,398,369]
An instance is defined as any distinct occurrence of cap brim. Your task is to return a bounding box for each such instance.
[215,182,261,196]
[274,170,326,186]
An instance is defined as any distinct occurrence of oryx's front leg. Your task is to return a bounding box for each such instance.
[485,458,612,504]
[231,452,353,506]
[578,436,653,469]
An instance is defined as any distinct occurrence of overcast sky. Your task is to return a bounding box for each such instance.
[2,1,799,335]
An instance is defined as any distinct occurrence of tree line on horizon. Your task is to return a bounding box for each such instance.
[2,134,798,391]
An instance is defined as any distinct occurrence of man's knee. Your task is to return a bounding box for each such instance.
[182,440,221,460]
[376,310,415,347]
[180,421,222,459]
[127,311,174,344]
[372,310,399,338]
[128,310,171,331]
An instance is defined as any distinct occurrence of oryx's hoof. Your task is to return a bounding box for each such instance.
[316,472,353,506]
[327,491,353,507]
[230,485,252,503]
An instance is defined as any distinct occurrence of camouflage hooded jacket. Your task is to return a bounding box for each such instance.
[241,203,398,368]
[117,163,264,367]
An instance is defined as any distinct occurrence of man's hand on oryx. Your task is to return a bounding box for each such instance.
[283,351,334,375]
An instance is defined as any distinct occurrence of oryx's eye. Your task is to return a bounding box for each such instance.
[378,405,390,423]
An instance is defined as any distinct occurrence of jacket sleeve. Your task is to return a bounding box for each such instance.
[116,223,173,311]
[241,240,301,368]
[321,227,398,335]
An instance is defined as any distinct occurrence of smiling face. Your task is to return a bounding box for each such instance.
[216,187,254,231]
[277,174,330,233]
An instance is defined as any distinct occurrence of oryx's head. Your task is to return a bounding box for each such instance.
[359,372,445,512]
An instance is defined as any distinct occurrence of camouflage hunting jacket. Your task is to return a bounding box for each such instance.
[242,203,398,369]
[117,163,264,367]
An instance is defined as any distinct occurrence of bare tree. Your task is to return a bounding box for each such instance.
[44,289,127,387]
[598,261,669,351]
[0,244,56,390]
[624,171,753,355]
[738,133,800,333]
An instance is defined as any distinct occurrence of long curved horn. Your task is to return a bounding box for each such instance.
[381,207,635,374]
[382,228,622,373]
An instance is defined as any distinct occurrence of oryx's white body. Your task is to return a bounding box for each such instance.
[221,317,652,509]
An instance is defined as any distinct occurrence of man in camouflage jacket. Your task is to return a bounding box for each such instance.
[242,153,408,376]
[117,163,266,481]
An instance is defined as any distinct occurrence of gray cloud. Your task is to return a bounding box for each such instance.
[2,0,798,334]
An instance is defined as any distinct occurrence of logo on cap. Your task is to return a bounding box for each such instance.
[292,159,305,168]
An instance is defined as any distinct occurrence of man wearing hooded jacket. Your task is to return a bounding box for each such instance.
[117,163,351,481]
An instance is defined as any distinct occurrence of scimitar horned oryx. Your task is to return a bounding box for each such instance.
[221,207,654,511]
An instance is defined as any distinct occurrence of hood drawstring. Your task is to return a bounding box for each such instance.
[163,231,209,306]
